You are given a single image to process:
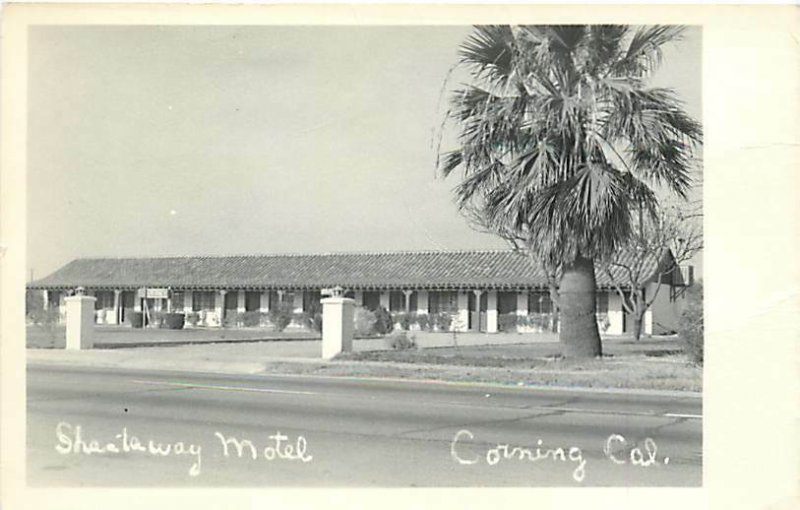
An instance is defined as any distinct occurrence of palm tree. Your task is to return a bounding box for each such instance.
[440,25,702,358]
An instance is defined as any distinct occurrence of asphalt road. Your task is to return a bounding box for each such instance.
[27,364,702,487]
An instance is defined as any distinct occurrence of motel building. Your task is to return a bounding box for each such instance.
[27,250,693,336]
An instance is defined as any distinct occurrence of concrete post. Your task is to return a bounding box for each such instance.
[65,295,96,350]
[42,290,49,311]
[321,296,355,359]
[486,290,498,333]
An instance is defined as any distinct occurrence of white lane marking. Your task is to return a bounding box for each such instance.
[664,412,703,420]
[130,379,317,396]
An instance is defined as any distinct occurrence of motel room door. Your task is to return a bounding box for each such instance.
[468,292,484,332]
[120,291,135,324]
[471,292,489,332]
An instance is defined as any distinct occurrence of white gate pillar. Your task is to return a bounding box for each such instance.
[321,292,355,359]
[65,295,96,350]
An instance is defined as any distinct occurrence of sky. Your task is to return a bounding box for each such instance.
[27,25,701,279]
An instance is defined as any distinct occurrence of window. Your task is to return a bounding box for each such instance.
[224,291,238,311]
[288,291,300,311]
[245,291,261,312]
[192,291,215,311]
[303,291,321,312]
[528,292,552,314]
[596,291,609,314]
[389,291,406,312]
[497,292,518,314]
[94,291,115,310]
[268,291,280,309]
[362,291,380,311]
[47,291,62,308]
[429,291,458,314]
[172,292,185,311]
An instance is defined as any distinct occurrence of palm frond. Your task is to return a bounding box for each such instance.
[459,26,517,91]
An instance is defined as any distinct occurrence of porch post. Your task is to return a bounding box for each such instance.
[472,290,483,332]
[216,290,226,327]
[42,290,49,311]
[403,290,413,313]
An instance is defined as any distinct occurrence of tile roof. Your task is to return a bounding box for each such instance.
[28,250,659,291]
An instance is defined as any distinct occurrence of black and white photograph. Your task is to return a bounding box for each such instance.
[1,3,798,510]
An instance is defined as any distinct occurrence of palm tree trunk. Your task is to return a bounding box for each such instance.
[548,283,559,334]
[559,255,602,358]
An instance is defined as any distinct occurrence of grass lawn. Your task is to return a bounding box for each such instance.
[337,337,684,367]
[332,337,700,392]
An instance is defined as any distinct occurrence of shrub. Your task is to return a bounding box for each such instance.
[130,311,144,328]
[28,307,60,328]
[300,303,323,333]
[416,313,430,331]
[161,312,185,330]
[373,306,394,335]
[354,306,377,338]
[28,308,61,341]
[527,313,553,331]
[384,330,417,350]
[679,282,704,365]
[241,311,263,327]
[26,290,45,317]
[434,312,453,332]
[222,312,239,328]
[498,313,518,332]
[185,312,200,327]
[268,302,295,332]
[297,311,322,333]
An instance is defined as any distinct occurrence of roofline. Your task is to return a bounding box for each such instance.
[59,248,519,263]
